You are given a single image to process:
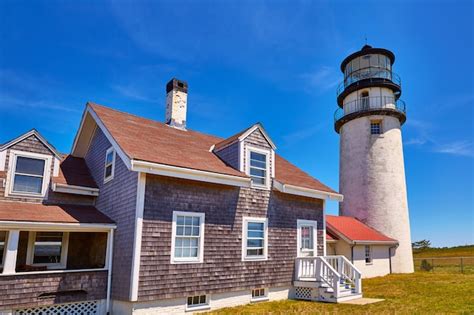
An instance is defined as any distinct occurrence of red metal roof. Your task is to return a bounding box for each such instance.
[0,201,114,224]
[88,103,336,194]
[326,215,397,243]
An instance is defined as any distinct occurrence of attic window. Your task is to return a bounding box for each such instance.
[248,150,268,187]
[8,151,52,197]
[104,147,115,183]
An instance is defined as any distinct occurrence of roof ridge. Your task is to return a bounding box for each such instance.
[88,101,226,141]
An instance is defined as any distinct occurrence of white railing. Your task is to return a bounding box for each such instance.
[324,255,362,294]
[295,256,362,297]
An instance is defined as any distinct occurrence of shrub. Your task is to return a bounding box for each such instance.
[420,259,433,271]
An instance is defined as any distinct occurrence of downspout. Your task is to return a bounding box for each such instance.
[388,244,398,274]
[350,242,356,263]
[106,229,114,315]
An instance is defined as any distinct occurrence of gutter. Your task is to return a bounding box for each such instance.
[131,160,251,188]
[388,244,399,274]
[273,180,344,201]
[52,183,99,196]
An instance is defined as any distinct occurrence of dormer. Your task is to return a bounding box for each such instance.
[0,130,61,200]
[214,123,276,189]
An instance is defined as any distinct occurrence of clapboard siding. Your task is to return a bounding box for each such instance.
[84,128,138,301]
[138,175,323,301]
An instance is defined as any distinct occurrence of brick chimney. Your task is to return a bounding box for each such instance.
[165,78,188,130]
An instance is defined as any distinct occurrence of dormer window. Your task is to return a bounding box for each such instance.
[7,151,52,197]
[104,147,115,183]
[248,149,269,188]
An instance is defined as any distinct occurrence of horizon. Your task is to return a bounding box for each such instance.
[0,0,473,247]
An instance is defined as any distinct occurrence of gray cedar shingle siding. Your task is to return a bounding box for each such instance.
[214,141,240,170]
[138,175,323,301]
[0,270,107,310]
[0,134,56,203]
[84,128,138,301]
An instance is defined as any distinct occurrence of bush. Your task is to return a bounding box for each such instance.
[420,259,433,271]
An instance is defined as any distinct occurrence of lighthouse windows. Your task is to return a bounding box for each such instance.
[370,120,382,135]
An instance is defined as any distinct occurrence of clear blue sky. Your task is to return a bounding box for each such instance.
[0,1,472,247]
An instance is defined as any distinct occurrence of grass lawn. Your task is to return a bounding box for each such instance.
[205,272,474,314]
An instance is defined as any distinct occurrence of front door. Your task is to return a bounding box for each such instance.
[297,220,318,257]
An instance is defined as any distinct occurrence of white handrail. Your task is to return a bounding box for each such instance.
[295,255,362,297]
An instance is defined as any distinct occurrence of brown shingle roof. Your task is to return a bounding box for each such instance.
[0,201,114,224]
[88,102,336,194]
[54,155,98,188]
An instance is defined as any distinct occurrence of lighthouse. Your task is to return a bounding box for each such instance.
[335,45,414,273]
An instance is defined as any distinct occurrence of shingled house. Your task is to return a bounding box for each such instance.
[0,79,398,314]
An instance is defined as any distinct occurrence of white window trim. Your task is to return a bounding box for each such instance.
[251,288,269,302]
[26,231,69,269]
[185,294,210,312]
[170,211,205,264]
[0,231,6,268]
[297,219,318,258]
[245,145,271,190]
[5,150,52,198]
[104,147,116,183]
[365,245,373,265]
[242,217,268,261]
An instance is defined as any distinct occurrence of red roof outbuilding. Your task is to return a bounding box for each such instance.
[326,215,397,244]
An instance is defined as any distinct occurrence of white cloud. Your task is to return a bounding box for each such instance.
[434,141,474,157]
[299,66,340,93]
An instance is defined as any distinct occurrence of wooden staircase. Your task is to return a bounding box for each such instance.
[294,255,362,303]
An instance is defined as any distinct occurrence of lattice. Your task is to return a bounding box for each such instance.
[295,287,313,301]
[16,301,98,315]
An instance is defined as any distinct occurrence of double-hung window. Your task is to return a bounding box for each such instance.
[104,147,115,183]
[248,149,269,188]
[242,217,268,261]
[0,231,6,267]
[171,211,205,263]
[8,151,51,196]
[365,245,373,264]
[27,232,69,269]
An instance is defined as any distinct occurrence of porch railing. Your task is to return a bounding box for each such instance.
[295,255,362,297]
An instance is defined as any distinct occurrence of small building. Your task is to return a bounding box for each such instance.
[326,215,398,278]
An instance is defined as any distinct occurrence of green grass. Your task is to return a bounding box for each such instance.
[413,245,474,274]
[205,272,474,314]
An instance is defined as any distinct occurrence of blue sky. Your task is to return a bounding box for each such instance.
[0,0,472,247]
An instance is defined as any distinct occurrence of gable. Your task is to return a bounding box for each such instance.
[0,130,61,158]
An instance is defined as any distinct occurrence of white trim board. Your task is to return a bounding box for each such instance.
[131,160,251,188]
[273,180,344,201]
[130,172,146,301]
[52,183,99,196]
[0,221,116,231]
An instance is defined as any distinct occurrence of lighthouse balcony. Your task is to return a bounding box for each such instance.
[334,96,406,132]
[336,68,402,106]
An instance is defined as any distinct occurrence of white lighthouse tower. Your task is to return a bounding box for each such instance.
[335,45,414,273]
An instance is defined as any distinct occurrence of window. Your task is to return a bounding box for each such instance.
[365,245,372,264]
[242,217,268,261]
[370,121,382,135]
[104,147,115,183]
[248,150,268,187]
[186,294,209,310]
[171,211,205,263]
[11,154,49,195]
[251,288,268,301]
[0,231,6,267]
[27,232,69,268]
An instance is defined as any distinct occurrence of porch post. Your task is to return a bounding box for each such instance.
[105,229,114,315]
[2,230,19,275]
